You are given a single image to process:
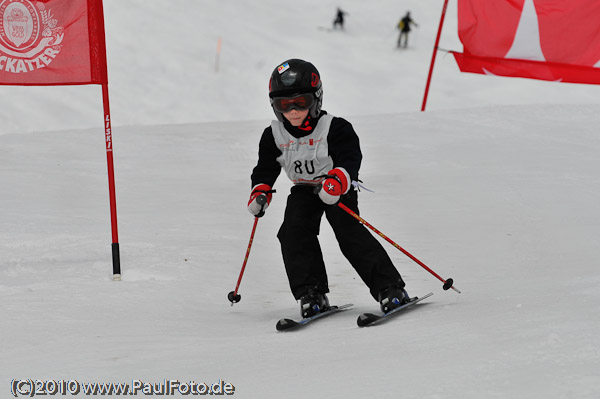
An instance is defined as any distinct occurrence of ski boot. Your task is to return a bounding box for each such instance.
[378,286,409,313]
[300,289,330,318]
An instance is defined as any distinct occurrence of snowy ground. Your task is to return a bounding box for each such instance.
[2,1,600,398]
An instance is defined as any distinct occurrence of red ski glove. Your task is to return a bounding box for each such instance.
[248,184,273,217]
[318,167,351,205]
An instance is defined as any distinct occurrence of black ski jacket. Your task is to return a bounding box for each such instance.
[251,111,362,188]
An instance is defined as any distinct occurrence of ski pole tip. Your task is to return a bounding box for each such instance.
[443,278,461,294]
[442,278,454,290]
[228,291,241,304]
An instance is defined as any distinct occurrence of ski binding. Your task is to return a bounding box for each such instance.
[357,292,433,327]
[276,303,353,331]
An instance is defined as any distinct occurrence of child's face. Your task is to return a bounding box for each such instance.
[283,109,309,127]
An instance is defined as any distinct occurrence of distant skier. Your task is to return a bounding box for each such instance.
[333,8,348,30]
[248,59,409,318]
[397,11,418,48]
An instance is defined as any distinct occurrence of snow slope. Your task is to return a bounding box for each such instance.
[2,1,600,398]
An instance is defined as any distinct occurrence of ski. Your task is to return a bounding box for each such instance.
[276,304,353,331]
[357,292,433,327]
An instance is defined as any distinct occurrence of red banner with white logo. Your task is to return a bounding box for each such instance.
[0,0,107,85]
[452,0,600,85]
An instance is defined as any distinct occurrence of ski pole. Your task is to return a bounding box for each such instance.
[228,195,267,305]
[337,202,461,293]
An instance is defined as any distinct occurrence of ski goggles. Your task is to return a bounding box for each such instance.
[271,93,315,113]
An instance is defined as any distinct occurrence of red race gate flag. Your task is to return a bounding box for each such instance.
[0,0,121,279]
[0,0,107,85]
[452,0,600,85]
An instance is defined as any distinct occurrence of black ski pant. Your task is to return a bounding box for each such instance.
[398,30,409,48]
[277,185,405,301]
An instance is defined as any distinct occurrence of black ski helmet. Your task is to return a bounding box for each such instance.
[268,59,323,122]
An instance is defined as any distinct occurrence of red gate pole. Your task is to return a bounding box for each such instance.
[421,0,450,111]
[102,83,121,280]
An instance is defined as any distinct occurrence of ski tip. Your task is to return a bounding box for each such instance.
[276,318,299,331]
[357,313,379,328]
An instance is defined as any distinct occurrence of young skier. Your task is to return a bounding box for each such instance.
[248,59,408,318]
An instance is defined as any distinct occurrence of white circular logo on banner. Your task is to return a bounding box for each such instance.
[0,0,63,74]
[1,0,39,49]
